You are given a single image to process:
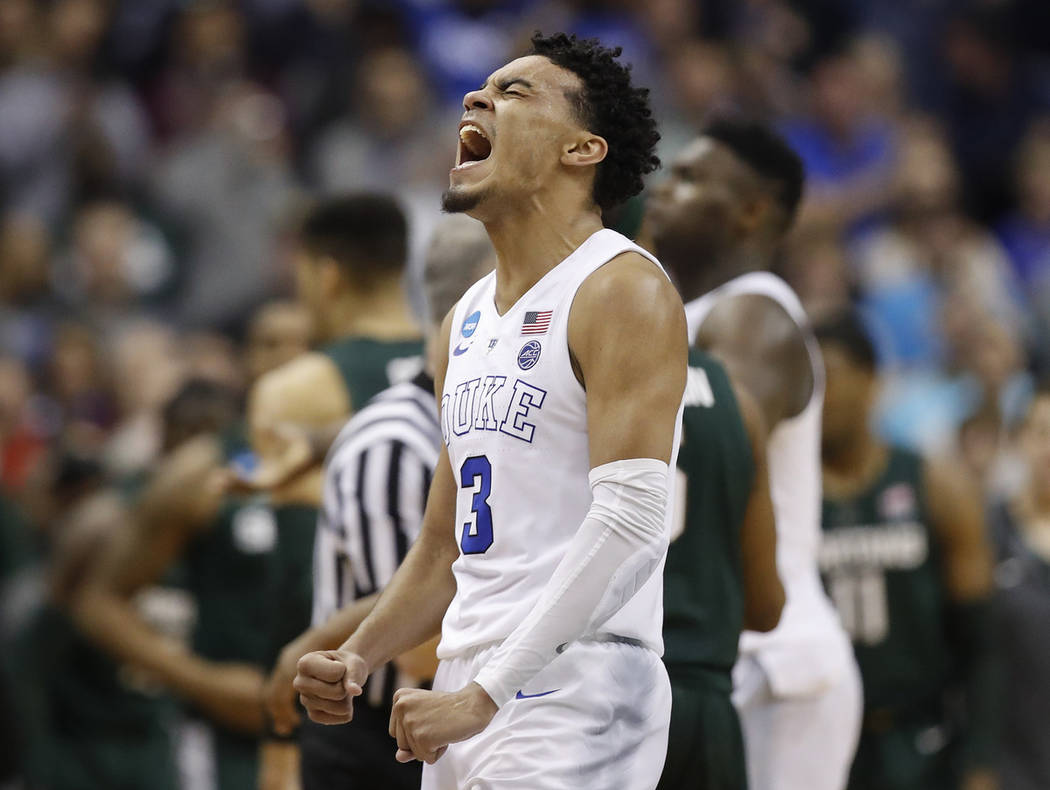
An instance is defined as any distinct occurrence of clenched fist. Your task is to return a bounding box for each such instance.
[388,683,498,764]
[293,650,368,725]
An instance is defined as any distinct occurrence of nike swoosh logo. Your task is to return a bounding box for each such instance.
[453,343,471,356]
[515,689,559,700]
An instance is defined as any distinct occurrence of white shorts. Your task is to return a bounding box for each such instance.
[421,638,672,790]
[732,654,862,790]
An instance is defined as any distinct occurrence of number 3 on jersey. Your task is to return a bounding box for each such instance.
[460,455,494,554]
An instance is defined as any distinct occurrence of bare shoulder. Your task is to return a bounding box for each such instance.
[697,292,812,421]
[249,351,350,423]
[699,292,804,360]
[571,251,685,336]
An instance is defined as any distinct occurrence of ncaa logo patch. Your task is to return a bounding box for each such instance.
[454,310,482,356]
[517,340,542,370]
[461,311,481,338]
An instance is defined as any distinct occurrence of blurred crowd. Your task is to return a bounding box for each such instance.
[2,0,1050,788]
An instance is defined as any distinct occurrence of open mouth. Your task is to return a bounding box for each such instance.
[457,123,492,167]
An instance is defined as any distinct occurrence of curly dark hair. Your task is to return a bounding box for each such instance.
[529,32,660,212]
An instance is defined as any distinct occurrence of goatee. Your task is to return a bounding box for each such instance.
[442,186,484,214]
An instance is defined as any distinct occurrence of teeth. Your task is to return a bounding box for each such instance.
[459,123,487,141]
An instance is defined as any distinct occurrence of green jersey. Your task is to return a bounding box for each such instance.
[320,336,424,412]
[185,498,277,667]
[820,447,949,712]
[662,350,754,679]
[268,503,320,663]
[178,426,279,790]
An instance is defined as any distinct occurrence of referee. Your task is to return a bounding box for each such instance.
[265,215,494,788]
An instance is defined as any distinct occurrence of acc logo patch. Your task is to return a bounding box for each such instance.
[517,340,542,370]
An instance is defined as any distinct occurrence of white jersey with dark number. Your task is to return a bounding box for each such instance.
[437,228,681,660]
[687,271,854,698]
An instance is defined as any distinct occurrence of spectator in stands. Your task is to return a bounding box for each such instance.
[853,120,1025,452]
[782,46,898,232]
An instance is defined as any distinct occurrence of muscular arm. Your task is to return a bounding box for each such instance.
[573,254,688,465]
[924,458,998,785]
[924,459,993,602]
[72,437,266,734]
[467,253,687,701]
[696,293,813,432]
[732,382,784,633]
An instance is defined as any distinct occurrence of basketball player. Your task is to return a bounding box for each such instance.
[71,303,314,790]
[294,32,686,789]
[657,348,785,790]
[240,194,424,496]
[241,195,425,782]
[816,311,997,790]
[648,118,861,790]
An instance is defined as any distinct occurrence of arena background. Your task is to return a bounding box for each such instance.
[1,0,1049,788]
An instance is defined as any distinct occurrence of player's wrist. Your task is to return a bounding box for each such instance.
[463,682,498,718]
[334,641,375,677]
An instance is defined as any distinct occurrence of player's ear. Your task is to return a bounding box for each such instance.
[737,195,771,235]
[561,133,608,168]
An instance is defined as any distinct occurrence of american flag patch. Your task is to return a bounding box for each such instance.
[521,310,553,335]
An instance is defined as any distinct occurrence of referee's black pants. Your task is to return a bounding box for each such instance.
[300,703,421,790]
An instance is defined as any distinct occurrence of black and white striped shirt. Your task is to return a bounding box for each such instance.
[313,372,440,708]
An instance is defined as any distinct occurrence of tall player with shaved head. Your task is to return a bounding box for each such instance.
[294,33,686,789]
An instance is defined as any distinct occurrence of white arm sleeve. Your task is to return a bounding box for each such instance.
[471,457,670,707]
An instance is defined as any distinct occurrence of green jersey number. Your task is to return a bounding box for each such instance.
[671,366,717,543]
[827,568,889,645]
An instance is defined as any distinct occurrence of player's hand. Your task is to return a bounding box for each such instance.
[388,683,498,764]
[293,649,367,725]
[229,423,316,493]
[265,636,313,736]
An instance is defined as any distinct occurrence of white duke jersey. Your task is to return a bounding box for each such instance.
[437,228,682,660]
[686,272,853,697]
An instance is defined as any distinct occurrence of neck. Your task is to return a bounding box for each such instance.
[675,245,769,304]
[322,279,420,342]
[481,195,604,314]
[823,431,887,496]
